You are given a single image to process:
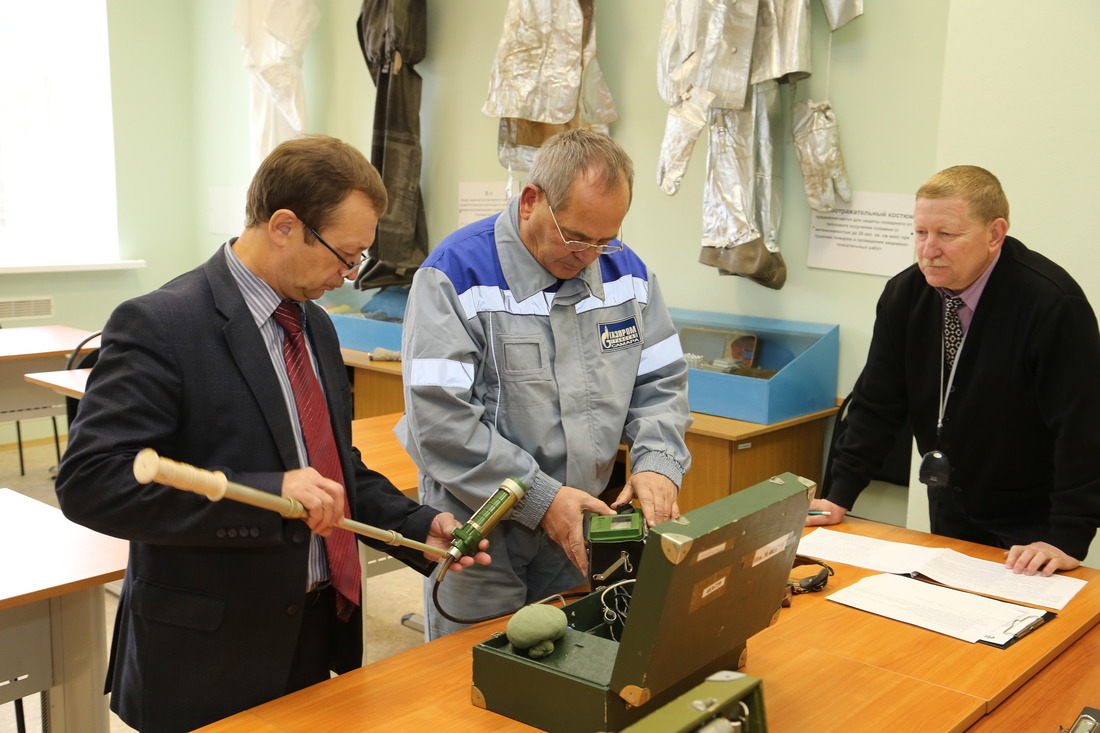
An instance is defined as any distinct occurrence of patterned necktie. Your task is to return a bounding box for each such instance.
[944,296,964,370]
[273,302,361,621]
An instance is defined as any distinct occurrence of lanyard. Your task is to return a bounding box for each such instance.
[936,325,968,439]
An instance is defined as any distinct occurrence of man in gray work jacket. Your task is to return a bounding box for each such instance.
[399,129,693,638]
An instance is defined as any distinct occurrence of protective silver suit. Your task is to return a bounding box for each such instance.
[482,0,618,172]
[657,0,861,289]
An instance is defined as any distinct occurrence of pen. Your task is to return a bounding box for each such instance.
[807,511,832,516]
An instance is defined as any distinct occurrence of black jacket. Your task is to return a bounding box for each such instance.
[828,236,1100,559]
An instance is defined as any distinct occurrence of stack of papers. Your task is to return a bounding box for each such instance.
[796,529,1088,646]
[798,528,1086,609]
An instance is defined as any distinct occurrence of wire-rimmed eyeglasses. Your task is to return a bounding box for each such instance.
[542,192,625,255]
[305,223,369,278]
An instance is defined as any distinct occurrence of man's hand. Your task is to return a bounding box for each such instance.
[1003,541,1079,577]
[427,513,491,571]
[613,471,679,527]
[805,498,847,527]
[281,467,345,536]
[541,486,614,575]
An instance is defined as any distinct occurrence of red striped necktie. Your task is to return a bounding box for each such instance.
[273,301,360,621]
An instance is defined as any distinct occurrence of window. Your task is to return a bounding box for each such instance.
[0,0,121,268]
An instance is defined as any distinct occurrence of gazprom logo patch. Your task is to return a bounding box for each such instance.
[598,317,641,351]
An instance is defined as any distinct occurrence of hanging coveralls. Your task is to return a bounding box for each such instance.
[482,0,618,173]
[234,0,320,172]
[355,0,429,289]
[656,0,861,289]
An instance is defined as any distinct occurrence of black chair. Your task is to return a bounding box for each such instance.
[64,330,101,426]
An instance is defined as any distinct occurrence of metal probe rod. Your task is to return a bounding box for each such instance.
[132,448,448,558]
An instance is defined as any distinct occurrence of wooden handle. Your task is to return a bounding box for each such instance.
[134,448,228,500]
[131,448,447,556]
[133,448,306,518]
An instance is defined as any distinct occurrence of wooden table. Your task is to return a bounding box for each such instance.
[0,488,128,733]
[2,326,99,469]
[1,325,99,417]
[197,518,1100,732]
[351,413,418,498]
[24,368,92,400]
[342,350,837,512]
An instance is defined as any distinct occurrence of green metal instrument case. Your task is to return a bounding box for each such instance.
[471,472,813,732]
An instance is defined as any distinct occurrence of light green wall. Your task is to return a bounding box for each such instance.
[9,1,1098,371]
[6,2,1100,564]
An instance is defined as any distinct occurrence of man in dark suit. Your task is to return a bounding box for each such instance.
[55,135,487,732]
[807,165,1100,577]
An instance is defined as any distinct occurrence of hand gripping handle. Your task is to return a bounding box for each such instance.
[131,448,447,557]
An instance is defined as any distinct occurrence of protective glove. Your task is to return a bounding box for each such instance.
[656,85,715,196]
[791,99,852,212]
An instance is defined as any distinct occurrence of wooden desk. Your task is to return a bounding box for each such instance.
[198,520,1100,732]
[343,350,837,512]
[342,349,403,418]
[968,621,1100,731]
[24,367,92,400]
[1,325,99,419]
[768,518,1100,713]
[0,488,128,733]
[351,413,418,498]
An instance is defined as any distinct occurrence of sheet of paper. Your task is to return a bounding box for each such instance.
[827,573,1044,644]
[798,529,1086,610]
[798,528,942,573]
[917,548,1085,611]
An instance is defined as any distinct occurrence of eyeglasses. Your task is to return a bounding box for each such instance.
[304,223,369,278]
[543,193,625,254]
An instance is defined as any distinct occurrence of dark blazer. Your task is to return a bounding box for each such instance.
[56,245,436,732]
[827,237,1100,559]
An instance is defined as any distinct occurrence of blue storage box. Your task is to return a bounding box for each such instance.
[669,308,839,425]
[326,312,404,353]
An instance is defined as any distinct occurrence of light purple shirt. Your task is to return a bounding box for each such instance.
[938,250,1002,333]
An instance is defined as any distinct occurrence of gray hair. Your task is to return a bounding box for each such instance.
[528,128,634,212]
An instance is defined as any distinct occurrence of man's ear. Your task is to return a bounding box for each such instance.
[988,217,1008,252]
[268,209,297,244]
[518,184,541,221]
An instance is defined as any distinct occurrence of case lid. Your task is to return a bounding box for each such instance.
[609,473,811,698]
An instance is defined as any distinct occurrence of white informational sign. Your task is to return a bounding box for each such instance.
[458,181,510,229]
[807,191,917,277]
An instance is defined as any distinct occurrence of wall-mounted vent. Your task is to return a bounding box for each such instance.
[0,296,54,320]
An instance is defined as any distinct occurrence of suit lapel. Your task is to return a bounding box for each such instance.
[204,252,301,471]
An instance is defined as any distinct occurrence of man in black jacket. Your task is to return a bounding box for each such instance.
[808,165,1100,577]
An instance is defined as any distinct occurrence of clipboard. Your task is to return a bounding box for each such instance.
[978,610,1057,649]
